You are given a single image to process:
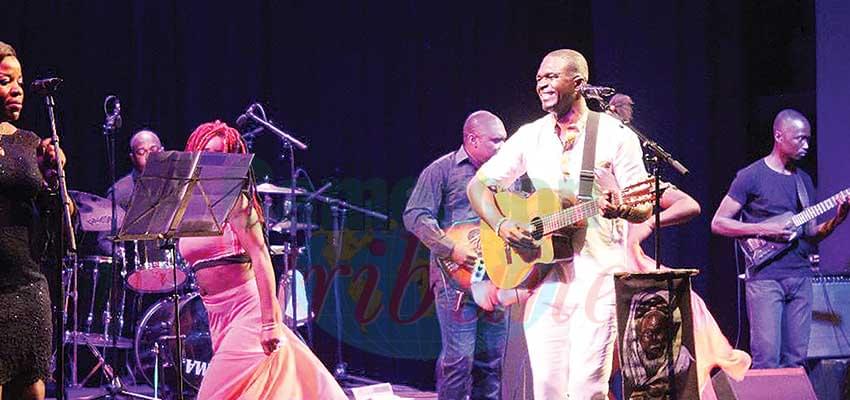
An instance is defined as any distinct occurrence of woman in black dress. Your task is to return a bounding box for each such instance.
[0,41,66,400]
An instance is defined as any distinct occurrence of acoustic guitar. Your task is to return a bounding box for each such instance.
[475,177,660,289]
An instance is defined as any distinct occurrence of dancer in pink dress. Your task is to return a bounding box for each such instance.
[178,121,347,400]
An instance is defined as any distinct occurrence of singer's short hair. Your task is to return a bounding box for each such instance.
[0,41,17,61]
[543,49,589,82]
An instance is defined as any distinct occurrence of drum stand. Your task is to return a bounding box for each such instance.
[65,262,151,399]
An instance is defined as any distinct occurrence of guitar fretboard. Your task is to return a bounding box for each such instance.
[791,188,850,227]
[539,200,599,234]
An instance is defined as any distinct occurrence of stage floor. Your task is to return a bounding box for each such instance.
[48,382,437,399]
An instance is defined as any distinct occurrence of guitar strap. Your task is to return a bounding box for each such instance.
[578,111,601,202]
[794,172,810,208]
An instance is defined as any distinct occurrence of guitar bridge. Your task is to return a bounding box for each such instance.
[504,244,513,264]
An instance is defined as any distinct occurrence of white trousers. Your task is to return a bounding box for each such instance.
[522,261,618,400]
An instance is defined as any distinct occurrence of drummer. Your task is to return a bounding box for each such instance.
[96,129,163,255]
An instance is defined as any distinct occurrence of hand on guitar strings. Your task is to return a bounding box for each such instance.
[755,220,795,242]
[450,240,479,267]
[497,219,537,250]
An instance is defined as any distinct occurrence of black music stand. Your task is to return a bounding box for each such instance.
[116,151,252,399]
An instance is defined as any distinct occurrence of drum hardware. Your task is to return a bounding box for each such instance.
[152,343,161,400]
[134,293,211,396]
[278,268,312,328]
[62,253,137,390]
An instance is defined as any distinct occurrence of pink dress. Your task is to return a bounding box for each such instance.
[179,223,347,400]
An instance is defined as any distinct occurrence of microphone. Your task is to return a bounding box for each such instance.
[236,103,258,127]
[103,95,122,131]
[577,84,616,100]
[30,77,63,95]
[235,102,307,149]
[235,113,249,127]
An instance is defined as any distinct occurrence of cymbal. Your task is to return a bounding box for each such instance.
[271,220,319,232]
[64,331,133,349]
[70,190,126,232]
[256,183,307,195]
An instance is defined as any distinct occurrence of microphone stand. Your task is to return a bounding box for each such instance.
[79,98,158,400]
[39,89,75,400]
[307,191,387,385]
[598,94,690,400]
[241,104,307,334]
[620,120,689,269]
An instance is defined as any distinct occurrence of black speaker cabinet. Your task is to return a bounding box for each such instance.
[711,368,816,400]
[809,275,850,359]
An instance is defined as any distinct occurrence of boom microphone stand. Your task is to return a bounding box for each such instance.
[307,192,387,385]
[586,86,691,399]
[236,103,307,333]
[79,96,157,400]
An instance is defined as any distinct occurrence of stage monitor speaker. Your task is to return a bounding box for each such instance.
[809,275,850,359]
[808,358,850,400]
[711,368,816,400]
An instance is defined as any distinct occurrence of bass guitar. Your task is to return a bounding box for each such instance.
[738,187,850,274]
[435,219,487,290]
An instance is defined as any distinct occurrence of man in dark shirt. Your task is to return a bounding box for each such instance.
[403,110,512,399]
[712,109,849,368]
[97,129,163,254]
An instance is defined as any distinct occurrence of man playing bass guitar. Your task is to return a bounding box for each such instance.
[403,110,527,400]
[711,109,850,369]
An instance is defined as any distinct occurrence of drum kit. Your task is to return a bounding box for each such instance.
[63,182,318,398]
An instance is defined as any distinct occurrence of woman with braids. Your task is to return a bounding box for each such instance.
[178,121,346,399]
[0,41,67,400]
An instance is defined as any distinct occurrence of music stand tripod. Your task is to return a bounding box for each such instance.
[110,150,253,399]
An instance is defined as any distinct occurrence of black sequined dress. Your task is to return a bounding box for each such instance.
[0,129,52,386]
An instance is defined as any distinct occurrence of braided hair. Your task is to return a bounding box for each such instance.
[185,120,264,224]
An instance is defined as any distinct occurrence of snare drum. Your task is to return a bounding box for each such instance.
[126,240,188,293]
[135,292,211,393]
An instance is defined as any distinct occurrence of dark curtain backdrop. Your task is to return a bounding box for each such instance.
[3,0,822,388]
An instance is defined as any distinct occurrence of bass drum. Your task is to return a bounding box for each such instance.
[135,293,212,395]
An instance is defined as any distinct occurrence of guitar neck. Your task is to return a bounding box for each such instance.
[540,200,599,235]
[790,188,850,228]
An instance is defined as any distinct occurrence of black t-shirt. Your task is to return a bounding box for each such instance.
[726,159,816,280]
